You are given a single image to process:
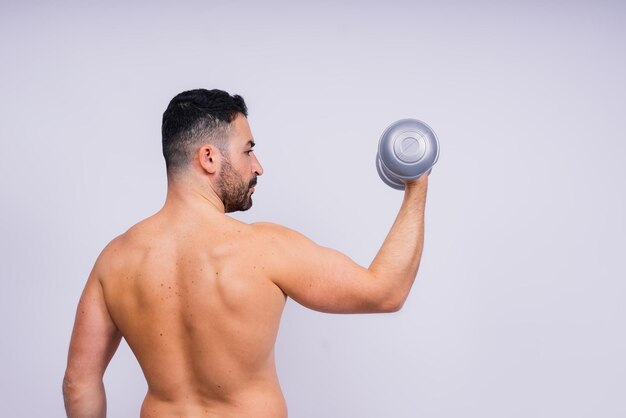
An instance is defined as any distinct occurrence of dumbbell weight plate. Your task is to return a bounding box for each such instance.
[377,119,439,190]
[376,153,406,190]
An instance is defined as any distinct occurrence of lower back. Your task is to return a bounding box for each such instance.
[140,386,288,418]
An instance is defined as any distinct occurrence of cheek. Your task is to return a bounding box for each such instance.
[236,158,254,177]
[244,158,255,172]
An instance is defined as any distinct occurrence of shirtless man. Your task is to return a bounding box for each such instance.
[62,89,429,417]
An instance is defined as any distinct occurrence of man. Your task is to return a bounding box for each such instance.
[63,89,429,417]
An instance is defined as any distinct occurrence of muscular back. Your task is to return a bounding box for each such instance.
[99,212,288,417]
[64,177,428,417]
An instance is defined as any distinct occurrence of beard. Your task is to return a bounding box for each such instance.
[217,157,257,213]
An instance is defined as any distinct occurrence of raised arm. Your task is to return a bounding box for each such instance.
[63,258,122,418]
[260,174,428,314]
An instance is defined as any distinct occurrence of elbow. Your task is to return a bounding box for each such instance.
[62,371,71,394]
[62,374,73,412]
[62,371,77,405]
[367,274,409,313]
[62,371,106,416]
[62,370,95,409]
[380,296,405,313]
[376,290,407,313]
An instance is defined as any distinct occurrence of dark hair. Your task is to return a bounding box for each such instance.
[161,89,248,175]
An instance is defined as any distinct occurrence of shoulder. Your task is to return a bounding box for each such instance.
[248,222,325,271]
[249,222,311,247]
[250,221,290,236]
[247,222,319,267]
[92,218,153,281]
[91,233,130,283]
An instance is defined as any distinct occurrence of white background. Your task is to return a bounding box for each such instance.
[1,1,625,417]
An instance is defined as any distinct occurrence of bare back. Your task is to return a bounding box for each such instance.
[99,211,288,417]
[68,175,427,416]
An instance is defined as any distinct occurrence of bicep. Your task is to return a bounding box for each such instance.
[65,272,122,381]
[265,225,392,313]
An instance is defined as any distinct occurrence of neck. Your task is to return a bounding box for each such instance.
[163,174,226,216]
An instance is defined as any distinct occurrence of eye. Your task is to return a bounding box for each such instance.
[245,150,254,155]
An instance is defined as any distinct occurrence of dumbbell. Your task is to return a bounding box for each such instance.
[376,118,440,190]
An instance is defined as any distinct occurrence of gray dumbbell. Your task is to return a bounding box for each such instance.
[376,118,440,190]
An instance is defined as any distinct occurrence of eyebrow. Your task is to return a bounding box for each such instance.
[246,140,256,148]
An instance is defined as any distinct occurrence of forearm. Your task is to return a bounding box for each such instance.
[368,176,428,307]
[63,375,107,418]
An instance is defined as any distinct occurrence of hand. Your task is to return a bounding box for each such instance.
[405,172,429,191]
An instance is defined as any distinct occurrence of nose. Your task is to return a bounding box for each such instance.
[252,154,264,176]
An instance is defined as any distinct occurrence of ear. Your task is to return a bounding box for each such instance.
[197,144,220,174]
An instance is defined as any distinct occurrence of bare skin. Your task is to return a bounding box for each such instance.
[63,114,429,417]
